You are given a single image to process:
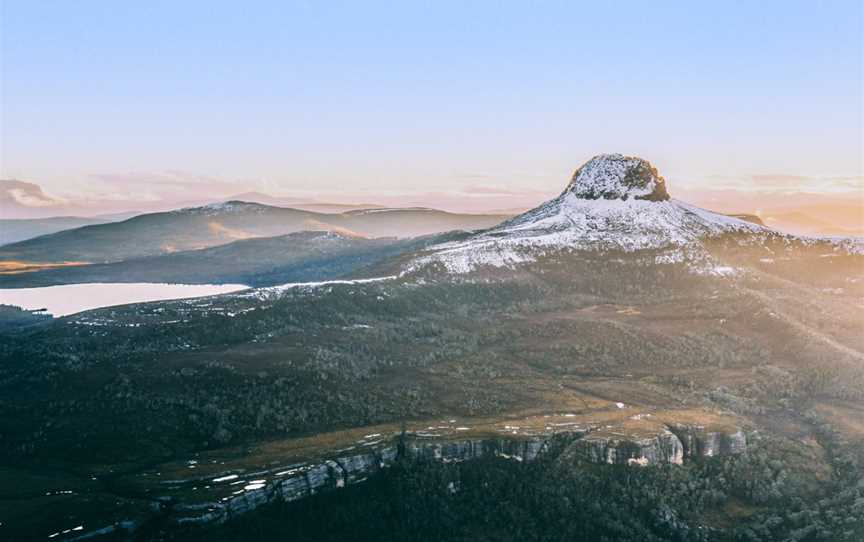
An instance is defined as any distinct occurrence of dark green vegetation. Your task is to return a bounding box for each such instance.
[0,201,507,264]
[0,304,50,330]
[0,231,462,288]
[0,230,861,541]
[0,237,860,463]
[161,428,864,542]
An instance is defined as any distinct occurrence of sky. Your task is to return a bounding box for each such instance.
[1,1,862,219]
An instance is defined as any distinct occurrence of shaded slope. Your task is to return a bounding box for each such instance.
[0,216,111,245]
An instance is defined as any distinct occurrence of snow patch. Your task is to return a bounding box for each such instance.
[245,276,398,299]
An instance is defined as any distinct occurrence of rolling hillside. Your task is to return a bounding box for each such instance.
[0,230,464,288]
[0,202,508,264]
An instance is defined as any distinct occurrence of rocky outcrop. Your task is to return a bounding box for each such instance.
[406,437,547,463]
[567,429,684,466]
[561,425,749,468]
[166,436,551,525]
[566,154,670,202]
[669,425,748,459]
[168,428,744,525]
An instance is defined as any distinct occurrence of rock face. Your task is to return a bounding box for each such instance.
[78,427,749,539]
[566,154,670,202]
[568,429,684,466]
[169,436,551,525]
[565,425,748,467]
[669,425,748,459]
[406,437,547,463]
[161,427,745,530]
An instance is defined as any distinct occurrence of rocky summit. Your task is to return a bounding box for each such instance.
[566,153,670,202]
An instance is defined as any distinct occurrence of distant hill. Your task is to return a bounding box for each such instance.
[0,216,109,245]
[0,201,509,264]
[0,212,140,245]
[723,213,765,226]
[761,205,863,236]
[0,230,463,288]
[223,192,382,213]
[291,202,385,213]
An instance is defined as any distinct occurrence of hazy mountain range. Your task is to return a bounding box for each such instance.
[3,177,861,237]
[0,202,508,265]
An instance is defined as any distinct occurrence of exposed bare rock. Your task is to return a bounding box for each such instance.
[164,426,746,530]
[565,429,685,466]
[566,154,669,202]
[669,425,748,459]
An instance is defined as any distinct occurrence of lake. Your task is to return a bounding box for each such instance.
[0,282,249,317]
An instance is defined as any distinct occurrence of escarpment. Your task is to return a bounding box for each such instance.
[152,424,747,530]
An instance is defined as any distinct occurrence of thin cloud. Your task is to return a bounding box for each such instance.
[703,172,863,194]
[749,174,811,184]
[89,171,247,193]
[460,185,550,196]
[821,175,864,182]
[83,171,281,207]
[455,173,495,180]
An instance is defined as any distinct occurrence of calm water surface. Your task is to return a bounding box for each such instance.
[0,282,248,317]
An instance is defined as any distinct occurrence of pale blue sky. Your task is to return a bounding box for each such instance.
[1,1,862,206]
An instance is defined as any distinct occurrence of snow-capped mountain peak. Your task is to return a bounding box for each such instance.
[565,153,669,202]
[404,154,770,273]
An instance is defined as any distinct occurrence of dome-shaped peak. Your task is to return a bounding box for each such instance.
[565,154,669,202]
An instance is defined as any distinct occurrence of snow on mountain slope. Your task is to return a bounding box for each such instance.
[404,154,776,274]
[822,236,864,255]
[246,275,399,299]
[172,201,273,216]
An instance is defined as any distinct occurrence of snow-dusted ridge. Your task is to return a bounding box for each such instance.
[815,235,864,255]
[346,207,438,215]
[170,201,271,216]
[242,276,399,300]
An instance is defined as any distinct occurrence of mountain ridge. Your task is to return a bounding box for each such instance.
[0,202,509,264]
